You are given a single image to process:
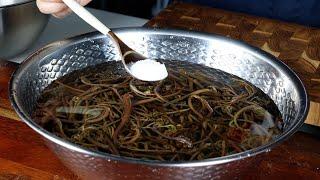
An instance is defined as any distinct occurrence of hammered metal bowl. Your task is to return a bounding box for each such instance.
[10,28,309,179]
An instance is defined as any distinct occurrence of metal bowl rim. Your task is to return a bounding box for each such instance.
[9,27,310,167]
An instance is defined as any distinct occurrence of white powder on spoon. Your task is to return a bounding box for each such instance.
[129,59,168,81]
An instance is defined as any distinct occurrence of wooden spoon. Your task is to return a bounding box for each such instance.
[62,0,168,81]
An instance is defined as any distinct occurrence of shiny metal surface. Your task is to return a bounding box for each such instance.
[0,1,48,59]
[0,0,33,7]
[10,28,309,179]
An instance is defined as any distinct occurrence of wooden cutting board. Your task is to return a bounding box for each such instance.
[0,158,64,180]
[0,116,79,179]
[145,2,320,127]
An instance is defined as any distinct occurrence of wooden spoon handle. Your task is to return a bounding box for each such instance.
[62,0,147,68]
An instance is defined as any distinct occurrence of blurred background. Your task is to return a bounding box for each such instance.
[88,0,171,19]
[86,0,320,27]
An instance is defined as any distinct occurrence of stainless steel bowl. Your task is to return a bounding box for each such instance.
[0,0,48,59]
[9,28,309,179]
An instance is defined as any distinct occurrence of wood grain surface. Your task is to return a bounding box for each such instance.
[0,2,320,179]
[0,116,78,179]
[146,2,320,126]
[0,158,63,180]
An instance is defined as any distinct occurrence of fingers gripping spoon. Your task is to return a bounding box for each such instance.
[62,0,168,81]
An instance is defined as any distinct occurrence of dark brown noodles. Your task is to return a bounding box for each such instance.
[33,62,283,161]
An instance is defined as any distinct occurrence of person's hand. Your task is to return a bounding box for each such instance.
[36,0,92,18]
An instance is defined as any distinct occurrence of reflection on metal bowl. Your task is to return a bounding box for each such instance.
[9,28,309,179]
[0,0,48,59]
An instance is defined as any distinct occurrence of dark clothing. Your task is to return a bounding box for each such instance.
[183,0,320,27]
[89,0,320,27]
